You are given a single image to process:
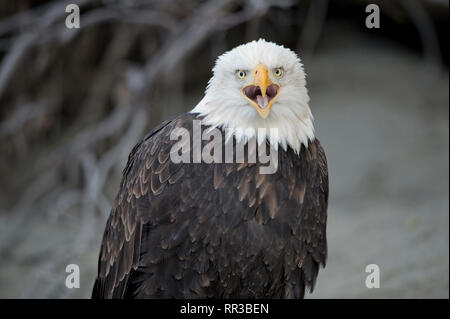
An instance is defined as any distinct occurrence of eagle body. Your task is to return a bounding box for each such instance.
[92,113,328,298]
[92,39,329,299]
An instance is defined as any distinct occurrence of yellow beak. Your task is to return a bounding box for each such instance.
[242,64,280,119]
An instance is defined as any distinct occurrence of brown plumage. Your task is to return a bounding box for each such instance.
[92,112,328,299]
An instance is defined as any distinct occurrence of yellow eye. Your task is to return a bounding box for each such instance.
[274,67,283,77]
[237,70,246,79]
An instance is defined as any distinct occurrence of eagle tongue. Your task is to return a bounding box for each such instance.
[256,95,269,109]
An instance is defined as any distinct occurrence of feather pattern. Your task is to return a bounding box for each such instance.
[92,112,328,299]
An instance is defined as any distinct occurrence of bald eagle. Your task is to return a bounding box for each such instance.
[92,39,328,299]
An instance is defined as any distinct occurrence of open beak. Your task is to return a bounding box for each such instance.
[242,64,281,119]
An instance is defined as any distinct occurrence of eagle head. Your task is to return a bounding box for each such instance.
[192,39,315,153]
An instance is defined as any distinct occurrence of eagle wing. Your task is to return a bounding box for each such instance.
[91,116,180,298]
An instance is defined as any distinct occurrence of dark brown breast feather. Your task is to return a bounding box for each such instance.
[92,112,328,299]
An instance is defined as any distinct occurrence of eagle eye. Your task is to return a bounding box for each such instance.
[274,67,284,78]
[236,70,247,79]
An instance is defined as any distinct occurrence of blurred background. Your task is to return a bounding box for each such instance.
[0,0,448,298]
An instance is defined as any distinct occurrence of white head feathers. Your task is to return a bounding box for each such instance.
[191,39,314,154]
